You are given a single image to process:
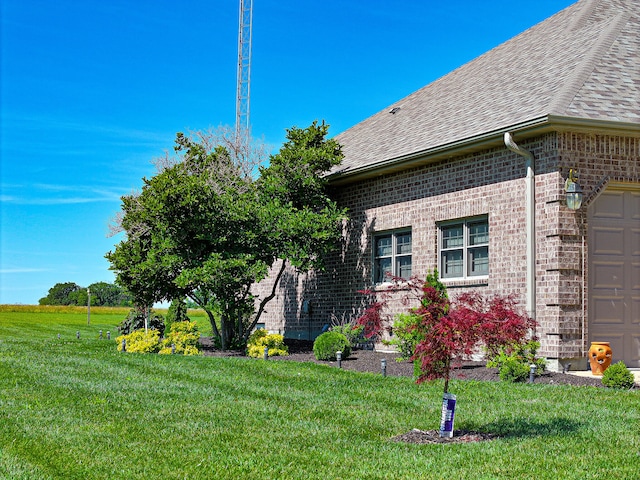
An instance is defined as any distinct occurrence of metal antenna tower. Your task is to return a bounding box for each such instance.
[236,0,253,142]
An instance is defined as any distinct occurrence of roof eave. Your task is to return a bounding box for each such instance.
[328,115,640,186]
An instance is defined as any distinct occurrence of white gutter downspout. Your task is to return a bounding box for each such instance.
[504,132,536,321]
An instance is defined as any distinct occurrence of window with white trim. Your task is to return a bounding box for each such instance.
[373,230,412,284]
[439,217,488,279]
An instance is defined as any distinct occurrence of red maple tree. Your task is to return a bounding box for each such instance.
[356,274,536,393]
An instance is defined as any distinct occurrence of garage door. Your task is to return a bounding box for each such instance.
[588,184,640,367]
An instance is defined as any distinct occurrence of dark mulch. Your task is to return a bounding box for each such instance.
[200,337,604,387]
[198,337,608,444]
[391,429,499,444]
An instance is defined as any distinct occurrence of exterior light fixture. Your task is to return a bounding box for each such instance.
[564,169,583,210]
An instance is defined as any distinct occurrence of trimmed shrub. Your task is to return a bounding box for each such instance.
[313,331,351,361]
[159,321,201,356]
[246,329,289,358]
[602,361,635,389]
[116,329,161,353]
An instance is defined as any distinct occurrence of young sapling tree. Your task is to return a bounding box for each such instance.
[356,271,536,435]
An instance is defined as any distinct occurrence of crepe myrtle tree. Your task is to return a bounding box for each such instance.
[356,272,536,393]
[107,122,346,350]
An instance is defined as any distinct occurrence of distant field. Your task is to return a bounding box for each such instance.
[0,304,213,337]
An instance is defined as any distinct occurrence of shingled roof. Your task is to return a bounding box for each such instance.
[331,0,639,181]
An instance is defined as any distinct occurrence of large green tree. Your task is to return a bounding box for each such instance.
[39,281,132,306]
[107,122,346,349]
[85,281,133,306]
[39,282,82,305]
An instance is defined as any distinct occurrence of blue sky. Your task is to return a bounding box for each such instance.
[1,0,575,304]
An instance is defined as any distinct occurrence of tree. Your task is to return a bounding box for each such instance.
[356,274,536,392]
[355,273,536,437]
[107,121,346,349]
[39,281,132,306]
[86,282,133,306]
[39,282,82,305]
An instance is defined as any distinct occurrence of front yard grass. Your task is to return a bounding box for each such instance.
[0,307,638,479]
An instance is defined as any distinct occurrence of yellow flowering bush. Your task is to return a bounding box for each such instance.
[158,321,201,356]
[246,329,289,358]
[116,329,161,353]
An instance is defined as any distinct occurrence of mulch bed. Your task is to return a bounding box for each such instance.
[391,429,499,444]
[199,337,605,388]
[198,337,609,444]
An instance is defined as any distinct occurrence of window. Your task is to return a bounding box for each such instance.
[373,230,412,283]
[439,217,488,279]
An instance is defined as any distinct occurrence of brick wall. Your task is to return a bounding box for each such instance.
[253,130,640,367]
[541,132,640,364]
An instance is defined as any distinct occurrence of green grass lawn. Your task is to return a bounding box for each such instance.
[1,306,638,479]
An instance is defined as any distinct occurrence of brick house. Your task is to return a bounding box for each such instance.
[255,0,639,371]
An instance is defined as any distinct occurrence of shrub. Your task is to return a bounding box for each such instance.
[118,307,165,335]
[386,313,423,361]
[159,321,201,356]
[601,361,635,389]
[355,271,536,393]
[116,329,161,353]
[246,329,289,358]
[497,357,530,382]
[164,298,190,335]
[313,331,351,361]
[487,340,546,383]
[330,322,366,348]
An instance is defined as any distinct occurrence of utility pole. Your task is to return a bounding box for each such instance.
[236,0,253,144]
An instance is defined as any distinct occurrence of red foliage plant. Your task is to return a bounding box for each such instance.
[356,274,536,393]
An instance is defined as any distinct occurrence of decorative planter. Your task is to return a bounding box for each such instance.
[588,342,613,376]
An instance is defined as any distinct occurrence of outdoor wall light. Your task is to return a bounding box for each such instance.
[564,169,583,210]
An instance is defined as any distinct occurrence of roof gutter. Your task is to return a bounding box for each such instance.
[328,116,551,185]
[504,132,536,322]
[328,115,640,186]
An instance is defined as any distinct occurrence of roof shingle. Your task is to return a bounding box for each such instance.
[334,0,639,176]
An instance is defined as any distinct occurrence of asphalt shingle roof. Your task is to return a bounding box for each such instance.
[334,0,639,176]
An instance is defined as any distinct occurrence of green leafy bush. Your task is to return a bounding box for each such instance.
[386,313,423,361]
[497,357,530,382]
[602,361,635,389]
[246,329,289,358]
[164,298,190,336]
[118,307,165,335]
[330,322,366,348]
[116,329,161,353]
[159,321,201,356]
[313,331,351,361]
[487,340,545,383]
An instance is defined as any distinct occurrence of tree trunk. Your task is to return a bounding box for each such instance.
[243,260,288,342]
[204,308,221,345]
[443,358,451,394]
[219,313,229,351]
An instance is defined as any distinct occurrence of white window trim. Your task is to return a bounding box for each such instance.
[372,229,412,285]
[438,216,489,281]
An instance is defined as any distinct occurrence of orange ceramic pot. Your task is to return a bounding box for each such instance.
[588,342,612,375]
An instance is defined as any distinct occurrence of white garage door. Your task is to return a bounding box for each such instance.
[588,184,640,367]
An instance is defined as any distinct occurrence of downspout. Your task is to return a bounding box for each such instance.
[504,133,536,321]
